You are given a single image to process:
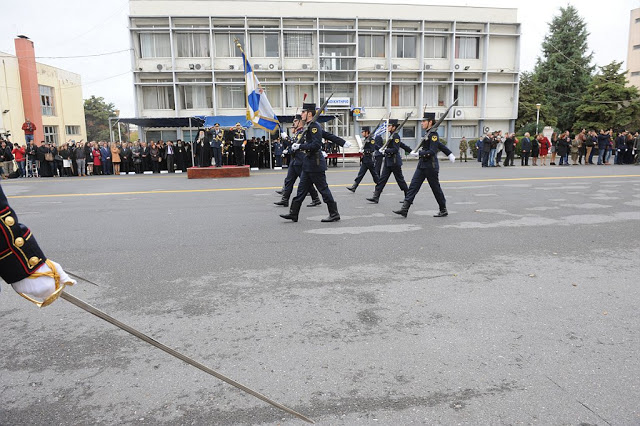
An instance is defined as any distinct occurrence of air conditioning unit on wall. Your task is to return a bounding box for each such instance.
[424,64,432,70]
[452,108,465,119]
[302,63,311,70]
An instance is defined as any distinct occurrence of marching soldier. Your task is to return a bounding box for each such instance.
[232,123,247,166]
[366,119,412,204]
[1,183,76,306]
[346,126,380,193]
[274,115,322,208]
[280,102,341,223]
[393,112,455,218]
[373,129,384,177]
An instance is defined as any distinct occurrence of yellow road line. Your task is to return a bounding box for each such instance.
[7,174,640,199]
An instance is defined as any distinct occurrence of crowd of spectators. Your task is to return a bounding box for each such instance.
[471,129,640,168]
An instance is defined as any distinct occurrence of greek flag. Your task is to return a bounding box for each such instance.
[373,120,388,138]
[242,52,279,131]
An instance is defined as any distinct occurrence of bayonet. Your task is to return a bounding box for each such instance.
[411,99,458,154]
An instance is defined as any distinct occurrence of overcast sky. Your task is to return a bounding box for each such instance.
[1,0,638,117]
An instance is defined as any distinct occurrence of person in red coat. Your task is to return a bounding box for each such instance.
[22,119,36,144]
[538,134,550,166]
[12,143,26,177]
[92,147,102,175]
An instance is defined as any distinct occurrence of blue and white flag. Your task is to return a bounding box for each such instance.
[373,120,388,138]
[242,52,279,131]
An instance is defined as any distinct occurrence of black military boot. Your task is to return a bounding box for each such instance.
[273,196,289,207]
[366,190,381,204]
[321,201,341,222]
[275,189,283,195]
[393,201,411,218]
[434,208,448,217]
[280,200,302,222]
[346,183,358,192]
[307,196,321,207]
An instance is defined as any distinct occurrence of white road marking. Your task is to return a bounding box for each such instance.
[305,224,422,235]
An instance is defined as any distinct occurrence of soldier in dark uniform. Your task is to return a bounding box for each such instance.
[346,126,380,193]
[280,102,341,223]
[366,119,412,204]
[211,123,224,167]
[393,112,455,218]
[232,123,246,166]
[373,130,384,177]
[274,115,322,208]
[1,183,75,306]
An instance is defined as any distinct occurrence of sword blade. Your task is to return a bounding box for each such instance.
[59,291,314,424]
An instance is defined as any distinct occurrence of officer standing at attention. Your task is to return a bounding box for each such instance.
[1,183,76,306]
[346,126,380,193]
[211,123,224,167]
[232,123,247,166]
[274,115,322,208]
[393,112,455,218]
[366,119,412,204]
[280,102,340,223]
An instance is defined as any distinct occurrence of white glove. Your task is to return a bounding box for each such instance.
[283,149,289,155]
[343,141,352,148]
[12,260,76,302]
[321,151,328,158]
[379,148,386,155]
[410,151,419,157]
[281,132,288,139]
[448,153,456,163]
[291,143,301,151]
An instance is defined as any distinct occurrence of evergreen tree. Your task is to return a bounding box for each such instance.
[534,5,594,131]
[574,61,640,131]
[516,71,557,133]
[84,95,117,141]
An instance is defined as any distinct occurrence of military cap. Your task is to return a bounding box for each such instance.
[294,114,302,120]
[361,126,370,132]
[422,112,436,121]
[302,102,316,112]
[389,119,399,126]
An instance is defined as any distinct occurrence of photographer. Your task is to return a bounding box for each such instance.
[12,143,26,177]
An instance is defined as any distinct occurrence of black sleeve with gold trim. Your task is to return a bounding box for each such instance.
[0,184,46,284]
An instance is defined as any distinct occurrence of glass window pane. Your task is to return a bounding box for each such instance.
[265,34,279,57]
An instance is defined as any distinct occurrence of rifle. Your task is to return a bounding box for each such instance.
[380,112,413,151]
[363,115,387,145]
[410,99,458,155]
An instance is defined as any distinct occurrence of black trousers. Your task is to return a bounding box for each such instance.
[234,146,244,166]
[354,160,379,185]
[405,167,446,211]
[375,164,408,194]
[521,152,530,166]
[283,164,319,200]
[503,151,514,166]
[212,147,222,167]
[374,155,383,177]
[167,154,174,172]
[293,171,334,204]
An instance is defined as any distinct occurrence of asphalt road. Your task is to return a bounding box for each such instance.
[1,161,639,425]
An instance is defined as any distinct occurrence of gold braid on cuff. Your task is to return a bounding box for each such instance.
[18,259,74,308]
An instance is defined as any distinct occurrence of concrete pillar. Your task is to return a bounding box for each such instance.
[15,36,43,145]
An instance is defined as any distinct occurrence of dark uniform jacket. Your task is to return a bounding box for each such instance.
[383,132,411,167]
[0,184,46,284]
[361,136,377,165]
[299,122,326,173]
[373,135,383,157]
[418,131,452,172]
[232,130,246,147]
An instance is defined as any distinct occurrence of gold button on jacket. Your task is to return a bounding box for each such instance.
[4,216,15,226]
[29,256,41,267]
[14,237,25,247]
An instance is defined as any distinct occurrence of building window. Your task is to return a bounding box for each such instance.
[391,85,416,106]
[424,35,448,59]
[402,126,416,138]
[217,85,245,108]
[358,84,386,107]
[358,34,385,58]
[634,44,640,50]
[284,33,313,57]
[250,33,279,57]
[142,86,175,109]
[40,85,55,116]
[65,125,80,135]
[631,71,640,77]
[285,82,314,107]
[140,32,171,58]
[455,36,480,59]
[453,82,478,107]
[424,81,449,107]
[147,130,178,142]
[176,32,210,57]
[450,125,478,138]
[214,33,244,57]
[636,18,640,23]
[392,35,416,58]
[43,126,58,144]
[262,85,282,108]
[179,85,212,109]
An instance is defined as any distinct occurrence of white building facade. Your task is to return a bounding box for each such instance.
[128,0,520,149]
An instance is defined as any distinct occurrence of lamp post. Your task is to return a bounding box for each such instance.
[535,103,541,135]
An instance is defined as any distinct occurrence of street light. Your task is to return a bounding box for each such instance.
[535,103,541,135]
